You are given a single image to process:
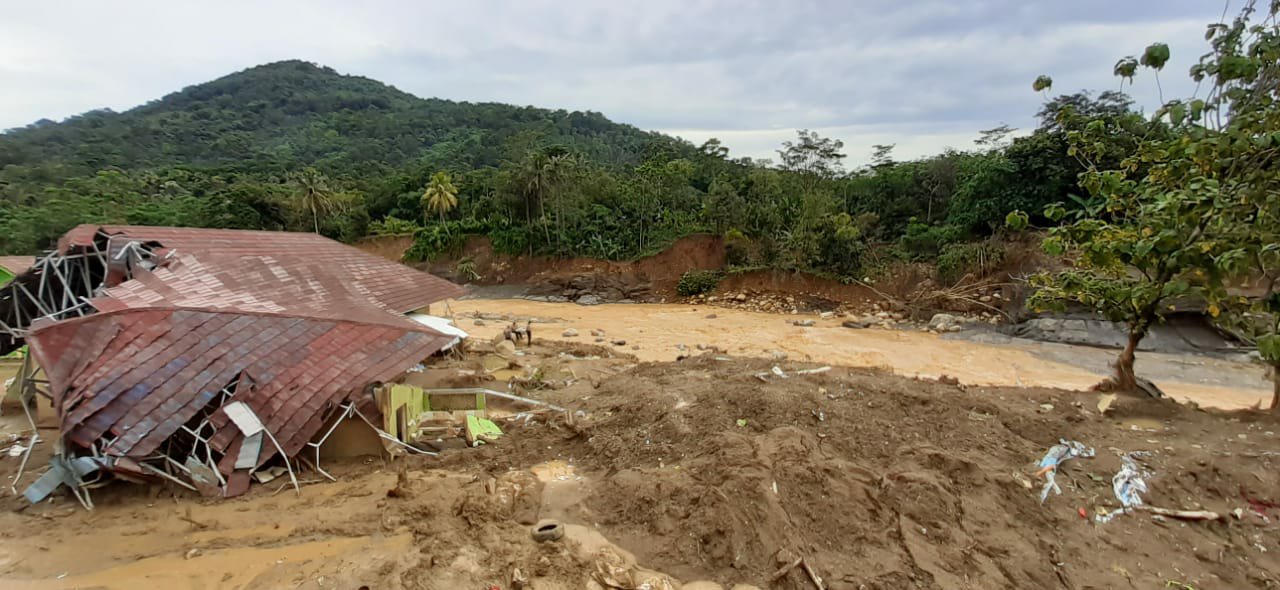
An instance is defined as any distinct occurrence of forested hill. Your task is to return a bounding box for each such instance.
[0,60,661,175]
[1,59,1141,291]
[0,60,671,252]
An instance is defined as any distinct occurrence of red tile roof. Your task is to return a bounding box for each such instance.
[62,224,465,312]
[0,256,34,276]
[30,308,451,464]
[24,225,466,492]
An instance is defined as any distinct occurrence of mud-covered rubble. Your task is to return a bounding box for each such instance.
[684,289,1005,332]
[525,273,654,305]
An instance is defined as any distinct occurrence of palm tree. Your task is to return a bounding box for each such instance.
[516,151,576,249]
[292,167,339,234]
[421,171,459,229]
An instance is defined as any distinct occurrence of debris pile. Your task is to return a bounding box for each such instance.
[0,225,467,502]
[684,290,834,315]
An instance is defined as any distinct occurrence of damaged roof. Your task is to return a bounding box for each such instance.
[14,225,465,495]
[61,225,464,312]
[0,256,35,277]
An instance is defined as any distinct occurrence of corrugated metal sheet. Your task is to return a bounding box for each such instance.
[23,225,466,494]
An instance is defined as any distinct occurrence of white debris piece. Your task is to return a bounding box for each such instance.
[1097,452,1152,523]
[1036,439,1095,503]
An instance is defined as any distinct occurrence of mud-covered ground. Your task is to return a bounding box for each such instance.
[447,298,1272,410]
[0,338,1277,589]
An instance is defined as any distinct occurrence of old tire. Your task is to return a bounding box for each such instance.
[531,519,565,542]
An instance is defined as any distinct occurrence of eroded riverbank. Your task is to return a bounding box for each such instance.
[446,298,1270,409]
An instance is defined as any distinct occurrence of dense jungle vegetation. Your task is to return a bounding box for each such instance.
[1,60,1137,283]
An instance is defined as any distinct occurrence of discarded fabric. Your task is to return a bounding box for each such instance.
[1096,452,1151,523]
[1035,439,1095,503]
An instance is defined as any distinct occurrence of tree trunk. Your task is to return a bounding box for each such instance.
[1115,326,1145,391]
[312,202,320,234]
[1272,362,1279,413]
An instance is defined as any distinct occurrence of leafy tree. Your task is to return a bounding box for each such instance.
[778,129,846,193]
[974,124,1016,150]
[1027,2,1279,399]
[421,171,459,228]
[870,144,896,168]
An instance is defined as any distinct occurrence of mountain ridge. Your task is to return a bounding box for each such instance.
[0,59,667,176]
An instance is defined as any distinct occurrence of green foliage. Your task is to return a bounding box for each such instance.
[0,59,1116,290]
[1030,1,1280,394]
[1033,75,1053,92]
[1005,210,1029,231]
[455,257,481,281]
[1140,43,1170,70]
[0,60,663,254]
[403,221,472,262]
[937,241,1005,285]
[368,215,418,236]
[421,170,460,230]
[1114,57,1139,84]
[676,269,724,296]
[898,221,964,260]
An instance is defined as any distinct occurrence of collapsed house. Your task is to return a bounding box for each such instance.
[0,256,34,287]
[0,225,466,503]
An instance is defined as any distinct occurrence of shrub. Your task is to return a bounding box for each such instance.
[403,224,465,262]
[677,269,724,296]
[455,257,481,281]
[898,221,964,260]
[368,215,418,236]
[724,229,752,266]
[936,240,1005,285]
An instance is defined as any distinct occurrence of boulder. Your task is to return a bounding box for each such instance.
[928,313,958,331]
[562,329,579,337]
[842,318,873,329]
[791,319,815,327]
[576,294,602,306]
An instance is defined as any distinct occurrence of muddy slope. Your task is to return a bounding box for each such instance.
[394,234,725,301]
[1,356,1278,589]
[445,357,1280,589]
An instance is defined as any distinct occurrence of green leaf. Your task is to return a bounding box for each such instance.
[1032,75,1053,92]
[735,419,748,427]
[1114,57,1138,81]
[1189,99,1205,121]
[1005,210,1029,231]
[1259,335,1280,363]
[1141,43,1171,70]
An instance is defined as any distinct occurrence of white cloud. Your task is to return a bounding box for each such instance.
[0,0,1227,160]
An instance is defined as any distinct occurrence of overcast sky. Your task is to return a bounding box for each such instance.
[1,0,1226,165]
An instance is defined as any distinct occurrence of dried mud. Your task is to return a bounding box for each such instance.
[1,353,1278,589]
